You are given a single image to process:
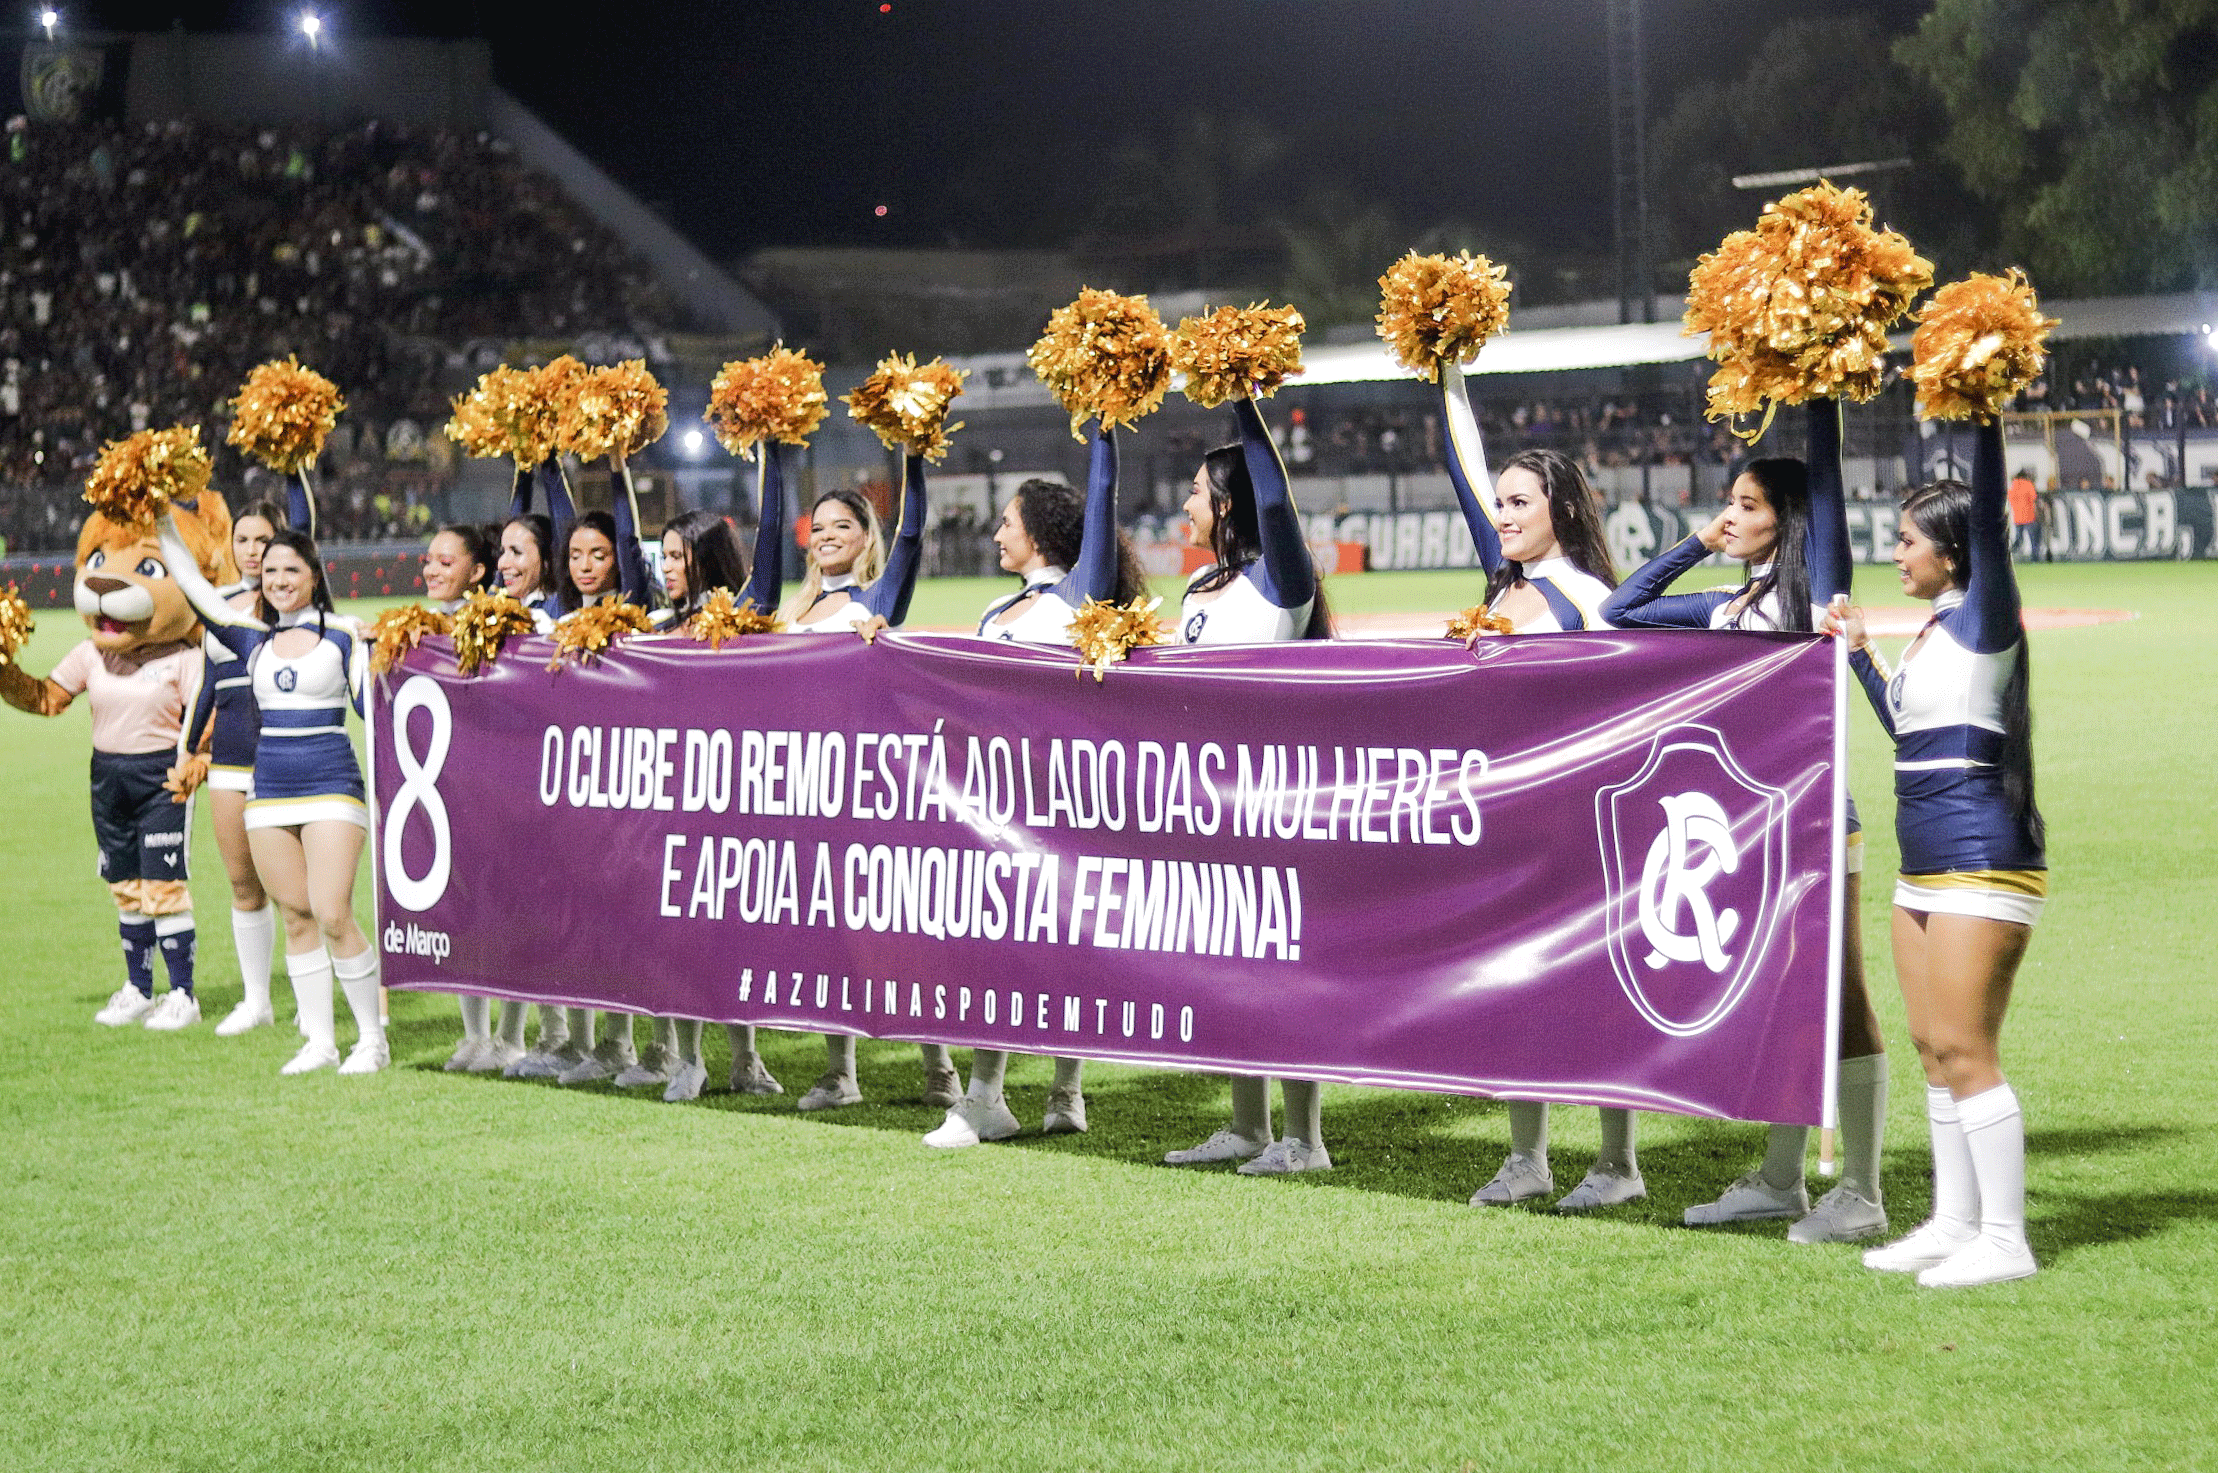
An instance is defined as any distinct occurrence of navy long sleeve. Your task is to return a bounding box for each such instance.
[1053,420,1121,605]
[507,464,533,520]
[1440,363,1504,575]
[739,447,788,614]
[539,461,575,534]
[1807,400,1852,602]
[1230,398,1315,610]
[184,656,218,752]
[861,454,928,625]
[287,471,317,538]
[1599,535,1734,628]
[1958,421,2022,655]
[610,465,654,608]
[1850,648,1895,735]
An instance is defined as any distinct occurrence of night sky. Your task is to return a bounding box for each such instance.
[83,0,1932,260]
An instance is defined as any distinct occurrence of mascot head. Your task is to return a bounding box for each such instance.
[73,492,235,653]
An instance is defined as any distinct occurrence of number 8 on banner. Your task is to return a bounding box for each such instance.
[384,675,452,912]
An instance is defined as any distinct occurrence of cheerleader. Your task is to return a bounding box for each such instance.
[182,500,284,1037]
[545,471,669,1087]
[1159,398,1336,1176]
[779,457,960,1112]
[925,423,1148,1148]
[494,512,559,630]
[1436,364,1635,1212]
[1602,403,1891,1243]
[160,513,384,1075]
[652,461,790,1103]
[1832,420,2046,1287]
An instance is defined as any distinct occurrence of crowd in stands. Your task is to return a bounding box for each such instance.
[0,117,681,552]
[2019,364,2218,431]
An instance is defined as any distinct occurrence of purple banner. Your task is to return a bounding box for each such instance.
[370,629,1843,1124]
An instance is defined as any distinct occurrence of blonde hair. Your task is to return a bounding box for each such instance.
[780,488,887,623]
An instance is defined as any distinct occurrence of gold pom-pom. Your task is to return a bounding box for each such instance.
[367,604,453,675]
[449,588,538,676]
[547,601,653,671]
[83,426,213,528]
[1684,183,1933,425]
[1908,270,2058,423]
[1026,288,1173,439]
[559,360,669,464]
[685,587,783,648]
[445,356,583,468]
[1444,606,1514,641]
[0,584,32,667]
[226,355,345,474]
[1170,303,1307,408]
[843,353,968,463]
[1376,251,1513,377]
[1067,594,1166,682]
[705,345,830,459]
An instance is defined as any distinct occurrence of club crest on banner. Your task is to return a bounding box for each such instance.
[1596,724,1790,1038]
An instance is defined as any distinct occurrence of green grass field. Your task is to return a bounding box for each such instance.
[3,564,2214,1471]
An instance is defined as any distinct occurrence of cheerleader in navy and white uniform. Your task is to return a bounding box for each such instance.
[541,469,669,1088]
[651,451,792,1103]
[1437,364,1640,1213]
[1832,420,2047,1287]
[496,461,566,632]
[778,455,962,1113]
[924,422,1149,1148]
[1603,402,1892,1244]
[1159,397,1338,1177]
[161,513,384,1075]
[183,500,285,1038]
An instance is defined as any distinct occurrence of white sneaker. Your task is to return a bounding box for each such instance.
[142,990,201,1031]
[1163,1129,1270,1166]
[921,1064,963,1110]
[337,1039,389,1075]
[469,1039,526,1074]
[729,1054,784,1095]
[1788,1185,1889,1244]
[612,1061,672,1088]
[214,1001,275,1037]
[280,1040,341,1075]
[796,1072,862,1111]
[1863,1220,1980,1274]
[662,1062,708,1102]
[557,1053,618,1085]
[442,1036,487,1073]
[1041,1086,1087,1135]
[1556,1168,1647,1212]
[1237,1137,1332,1175]
[1684,1170,1807,1226]
[1470,1151,1554,1206]
[95,987,157,1026]
[1916,1234,2036,1288]
[924,1095,1022,1149]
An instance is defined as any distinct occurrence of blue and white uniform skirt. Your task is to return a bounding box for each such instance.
[244,707,368,831]
[207,679,262,795]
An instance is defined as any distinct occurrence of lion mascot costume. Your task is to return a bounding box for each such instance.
[0,440,234,1030]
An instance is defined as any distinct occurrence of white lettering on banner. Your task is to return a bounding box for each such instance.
[383,675,453,912]
[381,918,451,964]
[1638,793,1742,974]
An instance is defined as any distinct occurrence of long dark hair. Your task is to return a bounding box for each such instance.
[1902,478,2045,849]
[1010,479,1150,604]
[1188,443,1333,639]
[556,510,626,609]
[662,508,749,616]
[1483,448,1619,604]
[429,522,498,595]
[254,527,335,624]
[503,513,556,597]
[1736,456,1813,632]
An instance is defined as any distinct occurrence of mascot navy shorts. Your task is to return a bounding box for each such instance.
[89,750,189,884]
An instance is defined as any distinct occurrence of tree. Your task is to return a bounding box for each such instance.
[1898,0,2218,293]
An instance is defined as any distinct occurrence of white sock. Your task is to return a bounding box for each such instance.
[1281,1079,1324,1149]
[565,1008,595,1056]
[673,1019,704,1066]
[286,948,335,1051]
[497,999,529,1048]
[231,904,277,1013]
[825,1033,857,1078]
[1957,1082,2027,1250]
[535,1004,570,1053]
[332,948,383,1051]
[918,1042,952,1073]
[725,1023,758,1062]
[966,1049,1010,1102]
[1836,1053,1889,1203]
[1230,1076,1272,1142]
[1760,1123,1809,1191]
[457,994,491,1043]
[1597,1108,1639,1176]
[1050,1056,1083,1092]
[1926,1084,1979,1238]
[648,1015,679,1063]
[1508,1101,1549,1163]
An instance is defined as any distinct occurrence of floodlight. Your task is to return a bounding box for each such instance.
[298,11,323,47]
[38,8,58,40]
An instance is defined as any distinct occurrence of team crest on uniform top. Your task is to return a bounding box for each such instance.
[1596,724,1791,1038]
[274,665,297,692]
